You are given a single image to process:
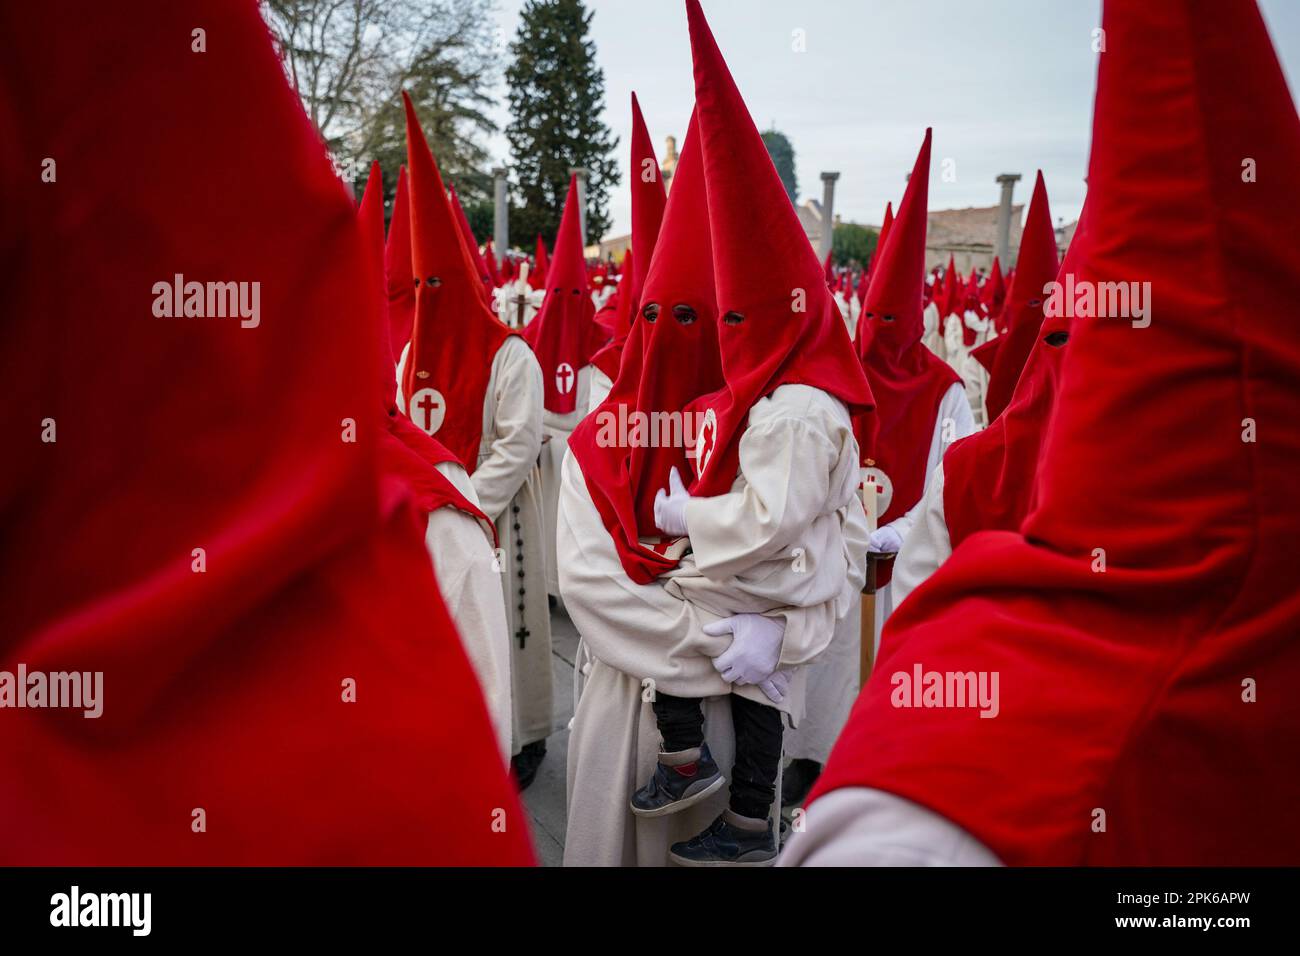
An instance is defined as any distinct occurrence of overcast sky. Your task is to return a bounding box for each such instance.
[483,0,1300,239]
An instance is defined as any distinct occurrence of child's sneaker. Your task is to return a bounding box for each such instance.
[629,743,725,817]
[669,810,777,866]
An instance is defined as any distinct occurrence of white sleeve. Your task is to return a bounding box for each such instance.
[471,336,544,523]
[881,383,973,546]
[891,461,952,610]
[685,415,839,582]
[587,366,613,409]
[425,510,512,761]
[434,459,482,509]
[395,341,411,411]
[777,787,1001,867]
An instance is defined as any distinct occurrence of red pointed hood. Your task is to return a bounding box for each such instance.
[522,174,607,414]
[876,201,894,260]
[384,165,416,360]
[977,170,1060,422]
[400,91,514,473]
[591,93,670,379]
[857,202,892,307]
[448,183,492,299]
[963,266,985,315]
[629,91,669,306]
[483,238,502,286]
[813,0,1300,866]
[0,0,531,865]
[935,254,957,316]
[851,127,959,536]
[530,234,550,290]
[569,114,724,583]
[363,165,495,536]
[684,0,873,497]
[359,161,399,414]
[982,254,1007,325]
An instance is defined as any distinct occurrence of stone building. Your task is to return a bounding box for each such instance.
[925,204,1024,273]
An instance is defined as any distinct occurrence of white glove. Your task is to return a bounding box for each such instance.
[705,613,785,687]
[868,525,903,554]
[653,466,690,538]
[759,669,792,705]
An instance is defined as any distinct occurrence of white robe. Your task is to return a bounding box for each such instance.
[399,335,553,752]
[833,290,852,335]
[873,383,973,652]
[960,310,992,426]
[559,384,867,866]
[426,461,513,760]
[777,787,1000,866]
[588,365,613,410]
[964,309,991,346]
[942,313,968,375]
[539,363,593,598]
[921,302,945,360]
[961,352,990,429]
[890,462,951,614]
[781,591,861,765]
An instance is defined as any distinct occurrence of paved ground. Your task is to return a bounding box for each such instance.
[518,603,579,867]
[519,603,805,866]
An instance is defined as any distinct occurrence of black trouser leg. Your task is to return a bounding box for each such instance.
[652,691,705,753]
[728,694,783,820]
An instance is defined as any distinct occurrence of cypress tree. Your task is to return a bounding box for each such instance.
[506,0,619,247]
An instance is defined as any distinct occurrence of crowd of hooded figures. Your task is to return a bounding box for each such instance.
[5,0,1297,868]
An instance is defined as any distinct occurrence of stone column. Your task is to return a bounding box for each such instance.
[569,166,590,246]
[492,166,509,266]
[995,173,1022,264]
[819,171,840,262]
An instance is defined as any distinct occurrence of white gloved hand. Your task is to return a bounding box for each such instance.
[868,525,903,554]
[705,613,785,687]
[653,466,690,537]
[759,669,792,705]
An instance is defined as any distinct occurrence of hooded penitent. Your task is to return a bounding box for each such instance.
[962,267,985,319]
[400,92,515,474]
[530,234,550,290]
[858,201,893,308]
[592,257,625,338]
[853,128,960,540]
[360,162,494,536]
[522,174,608,415]
[567,115,725,584]
[982,254,1007,328]
[942,202,1086,550]
[938,254,960,317]
[484,238,503,287]
[0,0,532,865]
[684,0,873,498]
[591,92,669,381]
[971,171,1059,422]
[384,165,416,361]
[811,0,1300,865]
